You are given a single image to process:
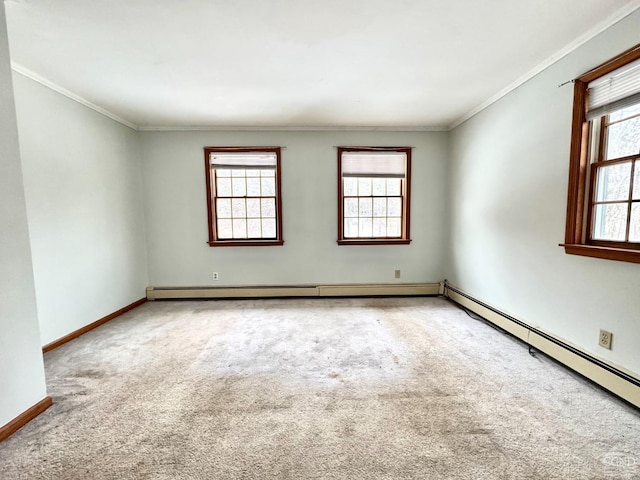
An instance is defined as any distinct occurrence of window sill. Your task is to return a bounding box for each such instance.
[560,243,640,264]
[208,240,284,247]
[338,239,411,246]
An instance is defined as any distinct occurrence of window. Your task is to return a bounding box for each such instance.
[204,147,283,246]
[337,147,411,245]
[564,44,640,263]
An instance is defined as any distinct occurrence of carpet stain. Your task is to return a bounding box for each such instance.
[378,390,422,400]
[69,369,105,379]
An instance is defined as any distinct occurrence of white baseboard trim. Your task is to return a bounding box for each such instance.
[444,282,640,409]
[146,283,441,300]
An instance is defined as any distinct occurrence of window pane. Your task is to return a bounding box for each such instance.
[344,218,358,238]
[344,177,357,196]
[261,177,276,196]
[630,204,640,242]
[372,178,386,196]
[387,218,401,237]
[247,219,261,238]
[216,169,231,177]
[216,177,232,197]
[606,115,640,159]
[373,218,387,237]
[232,219,247,238]
[262,219,276,238]
[609,103,640,123]
[387,178,401,196]
[261,169,275,177]
[359,217,373,237]
[358,178,372,196]
[592,203,628,241]
[633,161,640,200]
[373,198,387,217]
[216,198,232,218]
[595,163,631,202]
[359,198,372,217]
[246,198,260,217]
[344,198,358,217]
[232,177,246,197]
[231,198,246,218]
[388,197,402,217]
[231,169,245,177]
[261,198,276,217]
[246,177,261,196]
[217,219,232,239]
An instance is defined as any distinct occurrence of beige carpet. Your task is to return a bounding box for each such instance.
[1,297,639,479]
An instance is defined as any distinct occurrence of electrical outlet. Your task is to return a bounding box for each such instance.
[394,269,401,279]
[212,272,219,281]
[599,329,612,349]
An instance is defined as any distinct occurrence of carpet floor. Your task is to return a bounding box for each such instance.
[1,297,639,479]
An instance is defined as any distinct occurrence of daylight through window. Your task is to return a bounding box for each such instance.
[589,104,640,243]
[338,147,411,245]
[204,147,283,246]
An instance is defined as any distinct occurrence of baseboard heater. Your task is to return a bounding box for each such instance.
[444,282,640,409]
[146,283,441,300]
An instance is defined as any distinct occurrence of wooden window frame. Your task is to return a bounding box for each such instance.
[204,146,284,247]
[337,146,412,246]
[562,43,640,264]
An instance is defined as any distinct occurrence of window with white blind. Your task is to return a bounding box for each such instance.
[204,147,283,246]
[337,147,411,245]
[564,43,640,264]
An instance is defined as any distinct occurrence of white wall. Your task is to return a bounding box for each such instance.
[449,11,640,375]
[140,130,448,286]
[13,75,149,346]
[0,4,47,427]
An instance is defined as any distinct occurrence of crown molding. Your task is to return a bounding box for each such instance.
[137,125,447,132]
[449,1,640,130]
[11,62,138,130]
